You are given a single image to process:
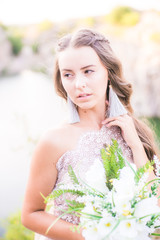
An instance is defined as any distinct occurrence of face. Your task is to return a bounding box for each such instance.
[58,46,108,110]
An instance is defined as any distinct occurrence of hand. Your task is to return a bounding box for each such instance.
[102,114,142,150]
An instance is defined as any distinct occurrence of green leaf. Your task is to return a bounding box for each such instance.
[46,188,85,202]
[68,165,79,185]
[64,199,85,210]
[100,139,126,190]
[135,160,155,183]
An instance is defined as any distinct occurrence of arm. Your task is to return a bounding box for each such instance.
[21,132,84,240]
[131,143,160,206]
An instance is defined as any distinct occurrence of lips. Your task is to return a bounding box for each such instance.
[78,93,92,98]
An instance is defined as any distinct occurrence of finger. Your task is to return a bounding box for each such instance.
[118,114,127,118]
[118,114,133,123]
[120,114,129,119]
[105,120,124,128]
[108,114,129,122]
[102,117,117,124]
[102,116,124,124]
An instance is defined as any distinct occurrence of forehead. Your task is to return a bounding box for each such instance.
[58,46,101,70]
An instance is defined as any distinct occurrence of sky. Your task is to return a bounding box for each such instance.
[0,0,160,25]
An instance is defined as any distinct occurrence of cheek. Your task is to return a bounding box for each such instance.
[93,73,108,93]
[61,79,73,95]
[101,72,108,90]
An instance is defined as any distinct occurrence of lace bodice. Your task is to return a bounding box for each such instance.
[35,125,133,240]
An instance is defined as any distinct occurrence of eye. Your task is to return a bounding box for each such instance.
[63,73,72,78]
[84,69,94,74]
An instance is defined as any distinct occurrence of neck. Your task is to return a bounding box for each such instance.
[78,101,107,130]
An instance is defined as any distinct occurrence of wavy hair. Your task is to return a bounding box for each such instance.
[53,28,158,160]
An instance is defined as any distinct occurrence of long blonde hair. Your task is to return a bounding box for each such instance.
[53,28,158,160]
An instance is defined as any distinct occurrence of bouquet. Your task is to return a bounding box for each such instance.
[42,139,160,240]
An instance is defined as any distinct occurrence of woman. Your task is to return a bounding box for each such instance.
[21,28,160,240]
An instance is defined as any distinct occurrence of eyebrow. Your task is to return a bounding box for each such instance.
[61,65,96,71]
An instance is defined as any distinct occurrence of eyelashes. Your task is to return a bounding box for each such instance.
[64,73,72,78]
[84,70,94,74]
[63,70,94,79]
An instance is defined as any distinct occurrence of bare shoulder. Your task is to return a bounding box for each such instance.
[33,123,75,166]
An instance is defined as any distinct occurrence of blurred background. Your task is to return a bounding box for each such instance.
[0,0,160,239]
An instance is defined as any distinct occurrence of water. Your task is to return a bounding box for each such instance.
[0,71,67,230]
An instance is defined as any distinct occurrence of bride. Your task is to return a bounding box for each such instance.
[21,28,160,240]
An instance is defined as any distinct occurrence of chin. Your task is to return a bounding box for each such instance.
[78,103,95,110]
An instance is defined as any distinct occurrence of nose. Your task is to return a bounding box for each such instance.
[75,74,87,89]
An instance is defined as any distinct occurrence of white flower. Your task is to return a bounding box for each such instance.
[80,216,94,229]
[134,197,160,223]
[113,175,136,202]
[84,159,108,194]
[119,164,137,180]
[82,223,101,240]
[135,172,149,194]
[113,195,132,216]
[80,202,97,229]
[113,166,136,199]
[117,219,139,239]
[134,222,152,240]
[97,216,117,239]
[134,233,151,240]
[81,202,95,215]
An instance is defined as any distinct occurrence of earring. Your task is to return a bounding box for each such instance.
[67,96,80,124]
[107,86,127,117]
